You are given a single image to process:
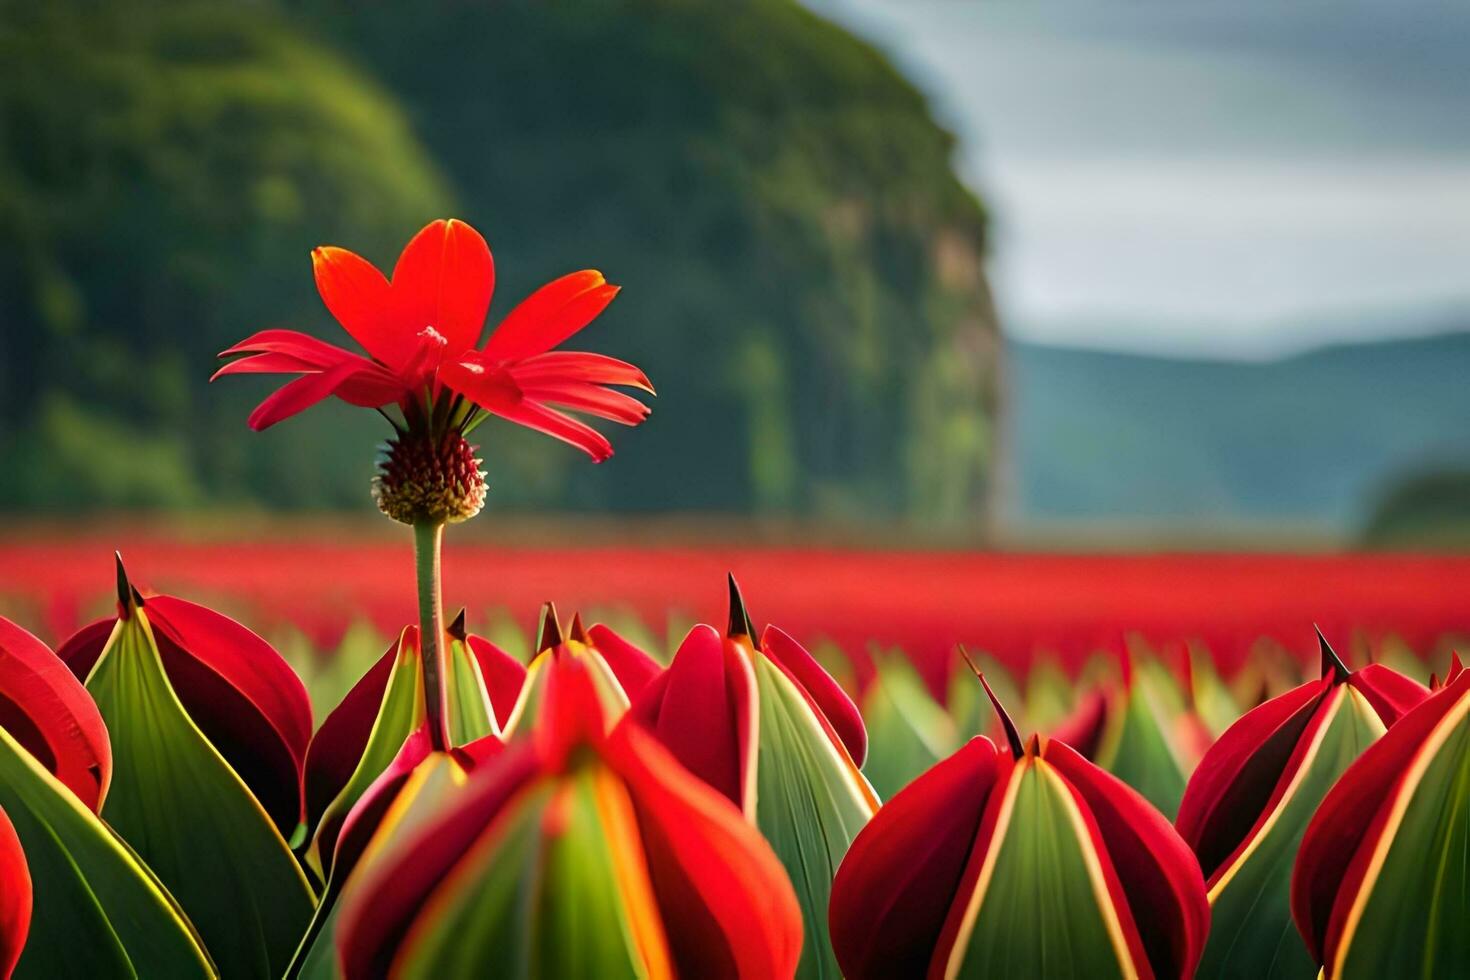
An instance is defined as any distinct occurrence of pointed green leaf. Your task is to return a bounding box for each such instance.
[1097,684,1187,819]
[862,655,959,799]
[754,656,876,980]
[1198,687,1385,980]
[949,760,1130,980]
[1335,698,1470,978]
[85,612,314,979]
[0,725,215,979]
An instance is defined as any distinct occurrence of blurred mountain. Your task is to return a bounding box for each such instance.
[0,0,999,523]
[1010,324,1470,531]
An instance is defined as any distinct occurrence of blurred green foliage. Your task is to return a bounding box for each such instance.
[1,0,997,522]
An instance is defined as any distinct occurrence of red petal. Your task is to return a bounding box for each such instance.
[626,626,754,811]
[303,638,399,832]
[1291,671,1470,964]
[1175,679,1324,879]
[517,381,651,426]
[147,597,311,764]
[246,360,366,430]
[1046,739,1210,980]
[439,355,524,414]
[390,219,494,358]
[587,624,662,701]
[512,351,655,393]
[829,737,1001,980]
[1348,663,1428,726]
[312,246,406,367]
[0,806,30,979]
[482,270,618,361]
[148,597,311,827]
[761,625,867,767]
[464,635,527,729]
[488,400,614,461]
[217,329,368,367]
[609,724,804,980]
[336,743,543,979]
[2,616,111,811]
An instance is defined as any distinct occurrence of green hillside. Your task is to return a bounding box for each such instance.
[0,0,999,523]
[1010,326,1470,531]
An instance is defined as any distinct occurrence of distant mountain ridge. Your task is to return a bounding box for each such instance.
[1007,327,1470,530]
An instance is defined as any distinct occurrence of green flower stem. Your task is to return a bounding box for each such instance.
[413,521,451,751]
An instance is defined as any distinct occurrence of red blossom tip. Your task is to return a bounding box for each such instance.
[447,607,468,642]
[1316,625,1351,683]
[536,602,564,653]
[960,646,1025,760]
[726,573,756,639]
[568,612,590,644]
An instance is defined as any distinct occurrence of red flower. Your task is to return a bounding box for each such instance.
[214,218,653,461]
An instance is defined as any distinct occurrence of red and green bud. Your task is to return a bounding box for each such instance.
[617,575,877,978]
[288,726,503,979]
[498,604,661,737]
[335,656,803,978]
[303,611,522,876]
[70,557,314,978]
[1176,629,1427,979]
[1292,654,1470,978]
[830,666,1209,979]
[0,613,212,977]
[58,557,312,836]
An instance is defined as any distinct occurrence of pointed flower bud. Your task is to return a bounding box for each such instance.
[58,557,312,835]
[1291,659,1470,978]
[335,659,802,978]
[619,576,876,977]
[830,675,1209,979]
[1175,631,1427,978]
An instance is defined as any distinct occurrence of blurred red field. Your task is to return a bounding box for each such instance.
[3,530,1465,693]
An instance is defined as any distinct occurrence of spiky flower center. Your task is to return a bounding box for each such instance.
[372,430,487,525]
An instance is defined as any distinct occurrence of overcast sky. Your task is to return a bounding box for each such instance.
[811,1,1470,357]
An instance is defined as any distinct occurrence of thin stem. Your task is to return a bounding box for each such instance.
[413,521,451,751]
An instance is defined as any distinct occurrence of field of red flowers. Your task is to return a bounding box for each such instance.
[2,530,1466,687]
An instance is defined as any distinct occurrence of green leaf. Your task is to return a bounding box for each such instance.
[754,655,876,980]
[949,759,1129,979]
[1335,698,1470,978]
[1097,683,1187,819]
[0,725,215,979]
[862,655,959,799]
[1198,686,1385,980]
[85,612,315,979]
